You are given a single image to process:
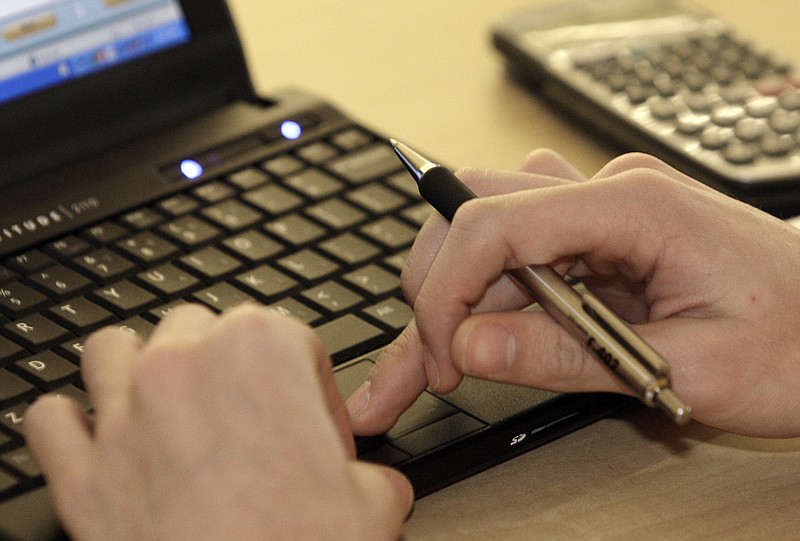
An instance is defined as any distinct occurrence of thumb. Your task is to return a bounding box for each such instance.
[350,461,414,537]
[451,310,630,395]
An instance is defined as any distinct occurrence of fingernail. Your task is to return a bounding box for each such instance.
[458,321,516,374]
[346,378,371,419]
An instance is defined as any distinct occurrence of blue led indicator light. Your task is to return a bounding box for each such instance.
[280,120,302,140]
[180,159,204,180]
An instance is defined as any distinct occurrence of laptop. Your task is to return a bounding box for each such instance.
[0,1,628,539]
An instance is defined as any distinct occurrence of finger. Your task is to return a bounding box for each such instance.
[24,394,93,531]
[403,168,576,304]
[350,461,414,534]
[517,148,588,181]
[347,320,430,435]
[80,326,142,414]
[449,310,629,395]
[592,152,714,193]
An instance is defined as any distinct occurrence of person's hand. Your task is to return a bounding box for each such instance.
[24,303,413,541]
[347,150,800,438]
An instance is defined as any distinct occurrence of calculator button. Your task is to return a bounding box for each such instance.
[711,105,746,127]
[760,132,796,156]
[700,125,734,150]
[723,141,759,164]
[768,109,800,133]
[675,112,709,135]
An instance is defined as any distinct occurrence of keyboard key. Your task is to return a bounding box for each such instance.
[346,184,407,214]
[315,314,386,364]
[268,298,323,326]
[261,154,304,177]
[148,299,189,321]
[3,315,71,350]
[243,184,303,216]
[46,297,116,335]
[73,248,136,283]
[180,247,243,280]
[0,403,28,436]
[28,265,92,299]
[360,217,417,249]
[0,282,50,318]
[52,384,92,411]
[264,214,326,246]
[57,337,85,363]
[228,167,270,189]
[45,235,92,258]
[1,446,41,479]
[117,232,179,265]
[0,337,25,365]
[401,202,434,227]
[4,250,54,274]
[297,141,338,164]
[192,283,254,312]
[306,198,366,230]
[363,298,413,332]
[326,144,401,184]
[286,169,344,199]
[0,370,36,407]
[121,208,165,229]
[234,266,298,302]
[221,230,283,264]
[160,216,221,248]
[318,233,381,265]
[301,281,364,315]
[201,200,263,231]
[90,280,160,317]
[383,250,409,273]
[344,264,400,297]
[331,129,372,151]
[12,351,79,389]
[192,180,236,203]
[157,193,201,216]
[277,249,339,282]
[0,265,17,285]
[83,221,129,244]
[116,317,157,341]
[135,264,201,298]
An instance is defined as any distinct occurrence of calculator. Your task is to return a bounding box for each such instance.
[492,0,800,217]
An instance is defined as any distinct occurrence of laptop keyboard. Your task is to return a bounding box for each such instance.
[0,125,466,514]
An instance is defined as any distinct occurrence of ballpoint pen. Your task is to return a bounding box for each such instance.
[390,138,692,425]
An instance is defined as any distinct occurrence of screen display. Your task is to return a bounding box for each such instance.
[0,0,191,104]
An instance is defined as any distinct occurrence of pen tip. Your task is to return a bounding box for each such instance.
[388,138,437,182]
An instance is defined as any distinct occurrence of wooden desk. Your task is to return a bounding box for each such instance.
[226,1,800,538]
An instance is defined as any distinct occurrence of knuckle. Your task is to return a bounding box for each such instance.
[605,152,669,174]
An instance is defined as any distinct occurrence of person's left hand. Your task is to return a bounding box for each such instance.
[24,303,413,541]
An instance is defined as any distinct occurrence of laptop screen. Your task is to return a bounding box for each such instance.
[0,0,191,105]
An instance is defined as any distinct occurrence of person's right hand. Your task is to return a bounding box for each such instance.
[348,150,800,439]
